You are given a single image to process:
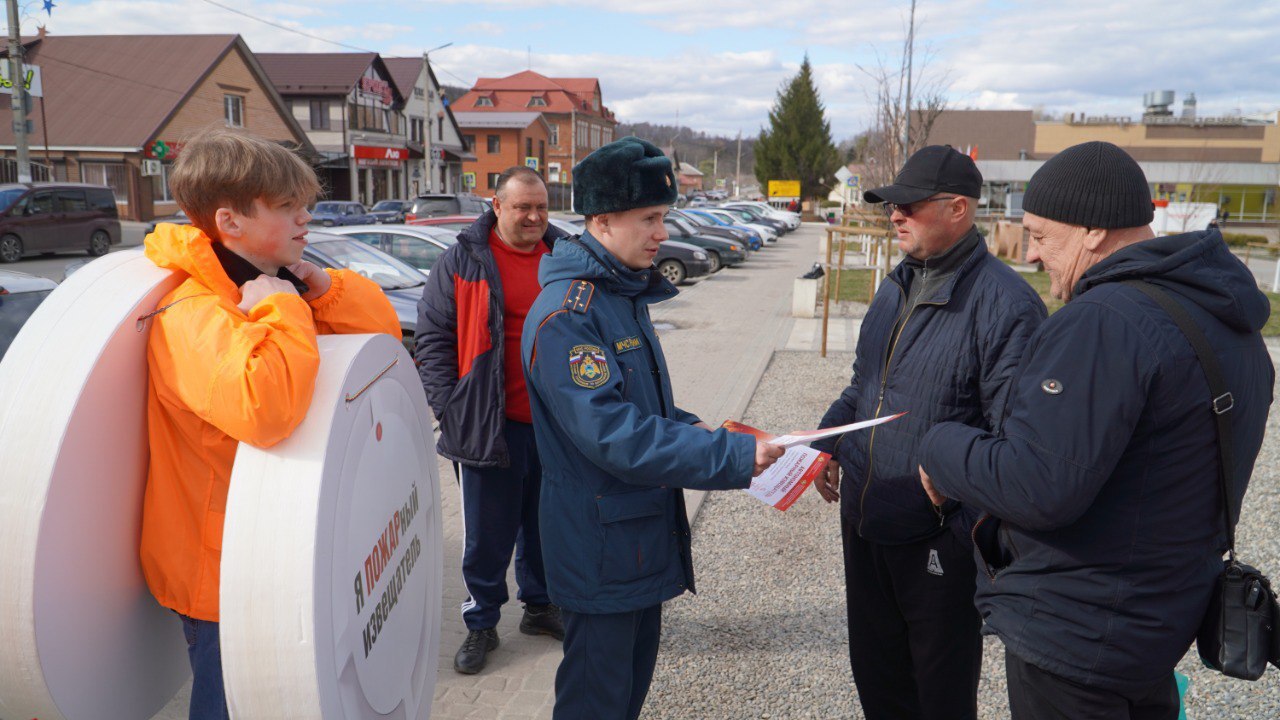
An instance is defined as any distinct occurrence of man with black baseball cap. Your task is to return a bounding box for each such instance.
[810,145,1046,720]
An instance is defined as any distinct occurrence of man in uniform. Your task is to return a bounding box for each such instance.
[811,145,1046,720]
[522,137,784,720]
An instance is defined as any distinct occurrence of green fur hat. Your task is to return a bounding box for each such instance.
[572,137,679,215]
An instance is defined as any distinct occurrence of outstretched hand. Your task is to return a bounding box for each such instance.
[753,441,785,477]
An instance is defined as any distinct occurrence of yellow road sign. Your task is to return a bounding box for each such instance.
[768,180,801,198]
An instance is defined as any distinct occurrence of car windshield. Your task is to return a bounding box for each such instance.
[310,239,425,290]
[681,213,711,226]
[0,289,52,359]
[413,198,459,215]
[372,201,402,211]
[313,203,340,214]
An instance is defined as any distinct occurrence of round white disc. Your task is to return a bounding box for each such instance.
[0,248,190,720]
[221,333,442,719]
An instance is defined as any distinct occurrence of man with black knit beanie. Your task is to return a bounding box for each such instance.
[918,141,1274,719]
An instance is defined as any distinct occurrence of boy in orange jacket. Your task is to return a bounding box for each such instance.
[138,128,399,719]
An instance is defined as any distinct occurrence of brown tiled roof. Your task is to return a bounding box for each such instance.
[257,52,378,96]
[0,34,247,148]
[919,110,1037,161]
[381,57,421,99]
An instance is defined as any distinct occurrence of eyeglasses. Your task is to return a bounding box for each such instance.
[883,196,961,218]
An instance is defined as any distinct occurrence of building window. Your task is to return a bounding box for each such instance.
[549,124,559,147]
[152,162,175,202]
[224,94,244,127]
[81,162,128,202]
[309,100,330,130]
[438,118,444,141]
[487,172,501,189]
[487,135,500,154]
[475,96,493,108]
[464,134,475,151]
[528,95,547,107]
[526,137,533,159]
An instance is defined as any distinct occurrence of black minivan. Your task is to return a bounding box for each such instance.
[0,183,122,263]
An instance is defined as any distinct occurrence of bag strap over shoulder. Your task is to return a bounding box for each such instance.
[1119,279,1237,557]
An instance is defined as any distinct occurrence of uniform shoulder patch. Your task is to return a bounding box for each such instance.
[562,280,595,314]
[568,344,610,388]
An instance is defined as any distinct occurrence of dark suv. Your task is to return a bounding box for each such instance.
[0,183,121,263]
[405,193,488,222]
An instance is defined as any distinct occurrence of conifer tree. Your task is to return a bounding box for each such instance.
[755,56,840,204]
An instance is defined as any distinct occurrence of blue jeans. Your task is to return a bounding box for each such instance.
[180,614,230,720]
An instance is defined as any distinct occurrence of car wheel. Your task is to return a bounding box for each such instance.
[0,234,22,263]
[705,250,721,273]
[88,230,111,256]
[658,259,686,285]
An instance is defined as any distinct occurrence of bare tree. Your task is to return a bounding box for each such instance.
[856,10,949,194]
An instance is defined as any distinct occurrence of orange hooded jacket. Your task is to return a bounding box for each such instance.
[139,224,400,622]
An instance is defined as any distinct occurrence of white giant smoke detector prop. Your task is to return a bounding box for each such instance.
[0,250,442,719]
[221,332,442,719]
[0,248,189,719]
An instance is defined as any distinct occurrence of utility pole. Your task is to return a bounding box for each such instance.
[900,0,917,162]
[7,0,31,183]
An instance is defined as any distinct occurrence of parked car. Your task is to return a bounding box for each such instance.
[0,183,122,263]
[548,217,584,236]
[716,205,789,236]
[326,224,456,275]
[694,208,778,244]
[0,269,57,359]
[368,199,411,224]
[662,217,747,272]
[144,209,191,235]
[310,201,375,227]
[404,193,488,222]
[407,214,481,234]
[300,232,426,350]
[724,201,801,231]
[655,239,712,285]
[670,209,760,250]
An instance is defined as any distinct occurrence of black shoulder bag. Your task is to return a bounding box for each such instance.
[1122,279,1279,681]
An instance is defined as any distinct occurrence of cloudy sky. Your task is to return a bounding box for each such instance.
[27,0,1280,140]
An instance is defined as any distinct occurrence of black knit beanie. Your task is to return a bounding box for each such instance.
[1022,141,1153,228]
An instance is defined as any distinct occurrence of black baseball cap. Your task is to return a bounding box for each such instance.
[863,145,983,204]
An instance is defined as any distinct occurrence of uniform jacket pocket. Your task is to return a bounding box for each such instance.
[596,488,672,584]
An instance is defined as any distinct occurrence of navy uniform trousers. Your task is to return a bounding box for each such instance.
[458,419,550,629]
[553,604,662,720]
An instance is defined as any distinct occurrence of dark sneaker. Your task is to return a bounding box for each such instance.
[520,603,565,641]
[453,627,499,674]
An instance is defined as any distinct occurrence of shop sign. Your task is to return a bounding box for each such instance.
[358,76,394,106]
[353,145,408,168]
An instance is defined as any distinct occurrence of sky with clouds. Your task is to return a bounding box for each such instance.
[25,0,1280,140]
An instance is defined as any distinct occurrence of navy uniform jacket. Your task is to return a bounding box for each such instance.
[522,231,755,614]
[921,230,1274,693]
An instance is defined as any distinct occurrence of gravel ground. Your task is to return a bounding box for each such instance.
[641,349,1280,720]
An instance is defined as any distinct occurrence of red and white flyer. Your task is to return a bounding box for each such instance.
[722,421,830,511]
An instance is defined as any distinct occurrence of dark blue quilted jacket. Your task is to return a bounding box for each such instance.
[814,229,1046,544]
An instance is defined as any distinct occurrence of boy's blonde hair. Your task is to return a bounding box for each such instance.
[169,127,321,238]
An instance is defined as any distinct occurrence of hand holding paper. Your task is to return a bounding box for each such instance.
[722,411,906,510]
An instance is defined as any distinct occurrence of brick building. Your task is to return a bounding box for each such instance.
[456,70,616,204]
[452,112,551,198]
[0,34,311,221]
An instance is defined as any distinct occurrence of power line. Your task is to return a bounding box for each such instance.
[196,0,375,54]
